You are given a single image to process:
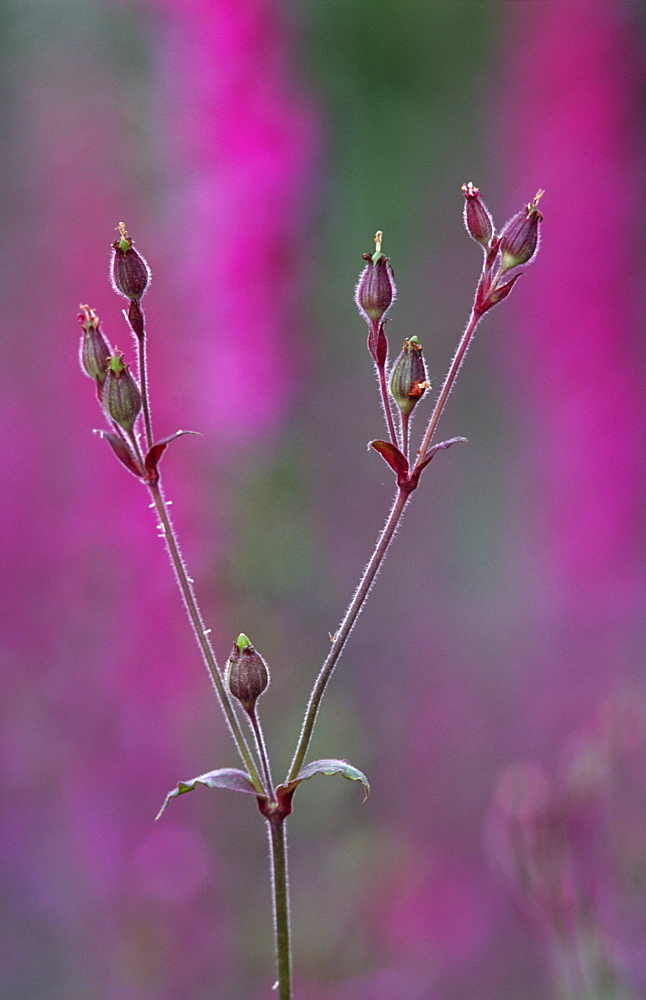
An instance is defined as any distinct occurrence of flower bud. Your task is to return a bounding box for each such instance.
[462,182,494,247]
[103,353,142,432]
[225,634,270,713]
[355,231,396,325]
[499,190,544,272]
[78,305,111,386]
[389,336,429,416]
[111,222,150,301]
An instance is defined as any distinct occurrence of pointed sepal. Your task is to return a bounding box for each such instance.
[156,767,257,820]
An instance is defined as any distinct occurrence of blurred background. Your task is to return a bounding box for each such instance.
[2,1,646,998]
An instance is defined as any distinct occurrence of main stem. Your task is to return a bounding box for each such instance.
[147,481,264,793]
[287,486,409,782]
[269,815,291,1000]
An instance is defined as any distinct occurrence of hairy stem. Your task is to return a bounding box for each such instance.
[415,304,483,469]
[268,815,291,1000]
[137,331,154,452]
[247,708,274,798]
[147,480,264,793]
[378,363,398,447]
[287,486,409,781]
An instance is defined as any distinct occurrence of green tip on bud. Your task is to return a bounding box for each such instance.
[225,638,270,713]
[111,222,151,302]
[355,230,396,326]
[390,337,429,417]
[102,352,142,432]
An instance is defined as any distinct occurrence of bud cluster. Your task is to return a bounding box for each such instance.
[461,183,543,314]
[354,189,542,489]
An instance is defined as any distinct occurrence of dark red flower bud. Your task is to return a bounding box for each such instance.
[225,634,270,713]
[111,222,150,301]
[390,336,429,416]
[499,191,544,272]
[78,305,111,387]
[355,231,396,325]
[462,182,494,247]
[103,353,142,432]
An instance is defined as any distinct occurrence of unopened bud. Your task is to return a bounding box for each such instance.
[462,182,494,247]
[225,634,270,712]
[103,353,142,432]
[111,223,150,301]
[389,336,429,416]
[499,191,544,272]
[355,231,396,325]
[78,305,111,386]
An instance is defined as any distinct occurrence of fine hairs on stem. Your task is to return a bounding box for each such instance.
[78,185,543,999]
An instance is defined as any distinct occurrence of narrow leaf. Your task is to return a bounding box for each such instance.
[156,767,257,820]
[277,758,370,805]
[410,436,468,486]
[103,432,142,478]
[144,429,201,481]
[369,440,409,482]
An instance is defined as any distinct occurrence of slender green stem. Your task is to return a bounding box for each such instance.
[287,486,409,782]
[147,480,264,793]
[414,304,483,470]
[247,708,274,797]
[268,815,291,1000]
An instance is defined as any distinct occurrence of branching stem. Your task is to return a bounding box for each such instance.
[147,480,264,794]
[287,486,409,782]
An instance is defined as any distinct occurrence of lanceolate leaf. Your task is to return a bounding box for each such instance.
[156,767,257,820]
[369,440,409,484]
[103,432,142,478]
[277,758,370,810]
[144,429,201,482]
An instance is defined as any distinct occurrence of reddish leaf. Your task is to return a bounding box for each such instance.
[144,429,200,482]
[103,432,142,478]
[369,440,409,484]
[409,436,467,487]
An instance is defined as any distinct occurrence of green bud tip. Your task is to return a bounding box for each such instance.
[116,221,131,255]
[236,633,252,651]
[109,353,127,376]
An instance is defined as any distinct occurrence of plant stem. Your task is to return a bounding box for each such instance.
[414,304,483,469]
[147,480,264,794]
[268,815,291,1000]
[247,708,274,798]
[137,331,154,451]
[287,486,409,782]
[378,363,398,447]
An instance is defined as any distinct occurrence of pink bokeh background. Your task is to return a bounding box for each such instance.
[1,2,645,999]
